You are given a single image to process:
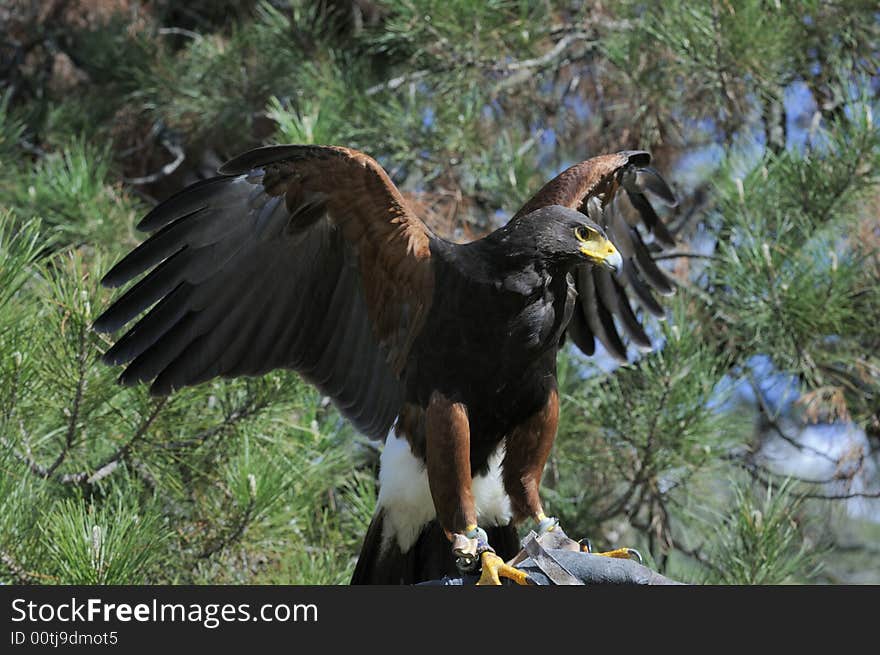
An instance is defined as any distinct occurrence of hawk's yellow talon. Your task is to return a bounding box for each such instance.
[581,545,643,563]
[476,551,533,586]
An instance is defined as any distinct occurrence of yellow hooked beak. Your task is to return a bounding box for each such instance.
[577,231,623,274]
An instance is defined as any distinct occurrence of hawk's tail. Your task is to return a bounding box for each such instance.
[350,510,520,585]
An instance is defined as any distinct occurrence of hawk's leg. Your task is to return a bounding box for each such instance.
[503,388,561,532]
[504,388,640,563]
[424,392,531,586]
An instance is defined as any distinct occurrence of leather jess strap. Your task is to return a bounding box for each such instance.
[520,531,585,586]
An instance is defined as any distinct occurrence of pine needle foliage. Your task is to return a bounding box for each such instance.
[0,0,877,584]
[706,479,822,585]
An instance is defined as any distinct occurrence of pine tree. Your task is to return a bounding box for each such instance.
[1,0,877,584]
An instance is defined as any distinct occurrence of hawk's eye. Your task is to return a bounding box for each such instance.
[575,226,597,241]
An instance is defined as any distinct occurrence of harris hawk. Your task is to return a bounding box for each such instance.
[93,145,677,585]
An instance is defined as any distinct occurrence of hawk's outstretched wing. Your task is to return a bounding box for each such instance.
[514,151,677,361]
[94,145,434,439]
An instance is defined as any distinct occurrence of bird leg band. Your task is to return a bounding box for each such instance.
[535,513,559,534]
[452,525,492,574]
[450,526,533,585]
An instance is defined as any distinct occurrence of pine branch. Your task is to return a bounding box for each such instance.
[654,251,716,261]
[746,371,838,465]
[43,319,89,478]
[161,396,269,450]
[1,399,167,486]
[1,549,34,584]
[198,486,257,560]
[801,489,880,501]
[365,29,594,96]
[122,136,185,185]
[57,398,168,486]
[729,453,877,499]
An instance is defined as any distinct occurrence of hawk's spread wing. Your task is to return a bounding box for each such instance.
[514,151,677,361]
[94,145,434,439]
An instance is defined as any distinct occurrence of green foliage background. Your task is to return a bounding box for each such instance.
[1,0,878,584]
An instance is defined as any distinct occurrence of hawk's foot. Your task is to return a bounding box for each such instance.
[476,551,533,586]
[451,526,534,585]
[533,515,642,563]
[580,539,643,564]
